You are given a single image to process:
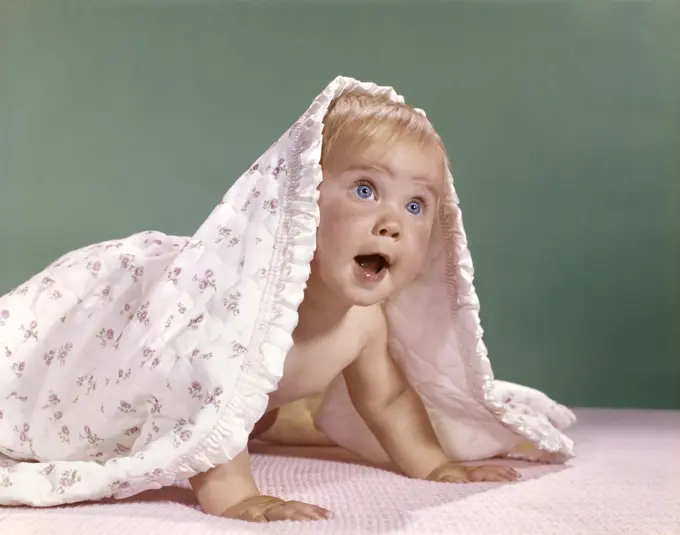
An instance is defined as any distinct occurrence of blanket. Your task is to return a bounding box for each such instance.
[0,76,575,508]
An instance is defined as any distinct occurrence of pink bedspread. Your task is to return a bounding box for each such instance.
[2,408,678,534]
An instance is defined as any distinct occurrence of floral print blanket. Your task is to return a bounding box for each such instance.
[0,76,575,507]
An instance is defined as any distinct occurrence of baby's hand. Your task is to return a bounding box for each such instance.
[426,462,520,483]
[221,495,333,522]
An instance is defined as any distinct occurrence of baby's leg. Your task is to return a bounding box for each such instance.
[250,408,280,440]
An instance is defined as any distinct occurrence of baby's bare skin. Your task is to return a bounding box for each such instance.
[190,133,519,523]
[191,301,518,522]
[190,304,384,521]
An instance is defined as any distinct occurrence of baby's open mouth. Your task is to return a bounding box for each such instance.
[354,254,389,275]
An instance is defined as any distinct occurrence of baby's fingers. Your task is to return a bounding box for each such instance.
[236,509,268,522]
[473,466,521,482]
[266,501,332,522]
[494,466,521,482]
[289,501,334,520]
[439,471,468,484]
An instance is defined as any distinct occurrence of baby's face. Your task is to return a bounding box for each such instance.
[314,141,445,307]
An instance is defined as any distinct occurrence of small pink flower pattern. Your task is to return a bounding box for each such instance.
[86,260,102,276]
[57,469,81,494]
[44,342,74,366]
[203,387,224,410]
[40,464,55,476]
[119,253,145,281]
[104,241,124,250]
[192,269,216,293]
[96,328,115,347]
[140,347,156,368]
[96,285,113,302]
[119,254,134,269]
[232,342,247,357]
[118,401,136,414]
[172,419,194,448]
[135,301,151,326]
[187,314,204,330]
[188,381,203,400]
[113,443,130,455]
[109,480,132,494]
[263,199,278,215]
[79,425,103,446]
[189,349,213,363]
[267,157,287,178]
[124,426,140,437]
[223,292,241,316]
[41,392,61,409]
[14,423,33,449]
[76,374,97,395]
[215,226,232,244]
[166,267,182,285]
[116,368,132,383]
[59,425,71,444]
[20,321,39,341]
[11,361,25,377]
[147,396,162,415]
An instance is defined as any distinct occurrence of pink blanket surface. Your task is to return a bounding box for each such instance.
[2,409,678,535]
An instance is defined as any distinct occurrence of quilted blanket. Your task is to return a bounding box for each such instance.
[0,76,575,508]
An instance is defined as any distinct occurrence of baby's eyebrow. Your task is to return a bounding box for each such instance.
[410,177,440,199]
[345,163,390,175]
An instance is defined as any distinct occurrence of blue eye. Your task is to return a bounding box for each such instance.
[353,183,374,200]
[406,200,422,215]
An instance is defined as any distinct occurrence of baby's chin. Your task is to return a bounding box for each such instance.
[346,293,388,308]
[341,279,397,308]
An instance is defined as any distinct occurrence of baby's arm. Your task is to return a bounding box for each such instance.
[343,309,519,483]
[190,447,331,521]
[190,449,260,516]
[342,312,449,479]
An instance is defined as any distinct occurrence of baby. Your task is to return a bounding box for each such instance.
[190,90,519,522]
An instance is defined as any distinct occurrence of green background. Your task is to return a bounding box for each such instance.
[1,0,678,409]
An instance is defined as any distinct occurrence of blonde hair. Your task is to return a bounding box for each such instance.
[321,88,448,174]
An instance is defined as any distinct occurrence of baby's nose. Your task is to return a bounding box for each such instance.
[377,221,400,240]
